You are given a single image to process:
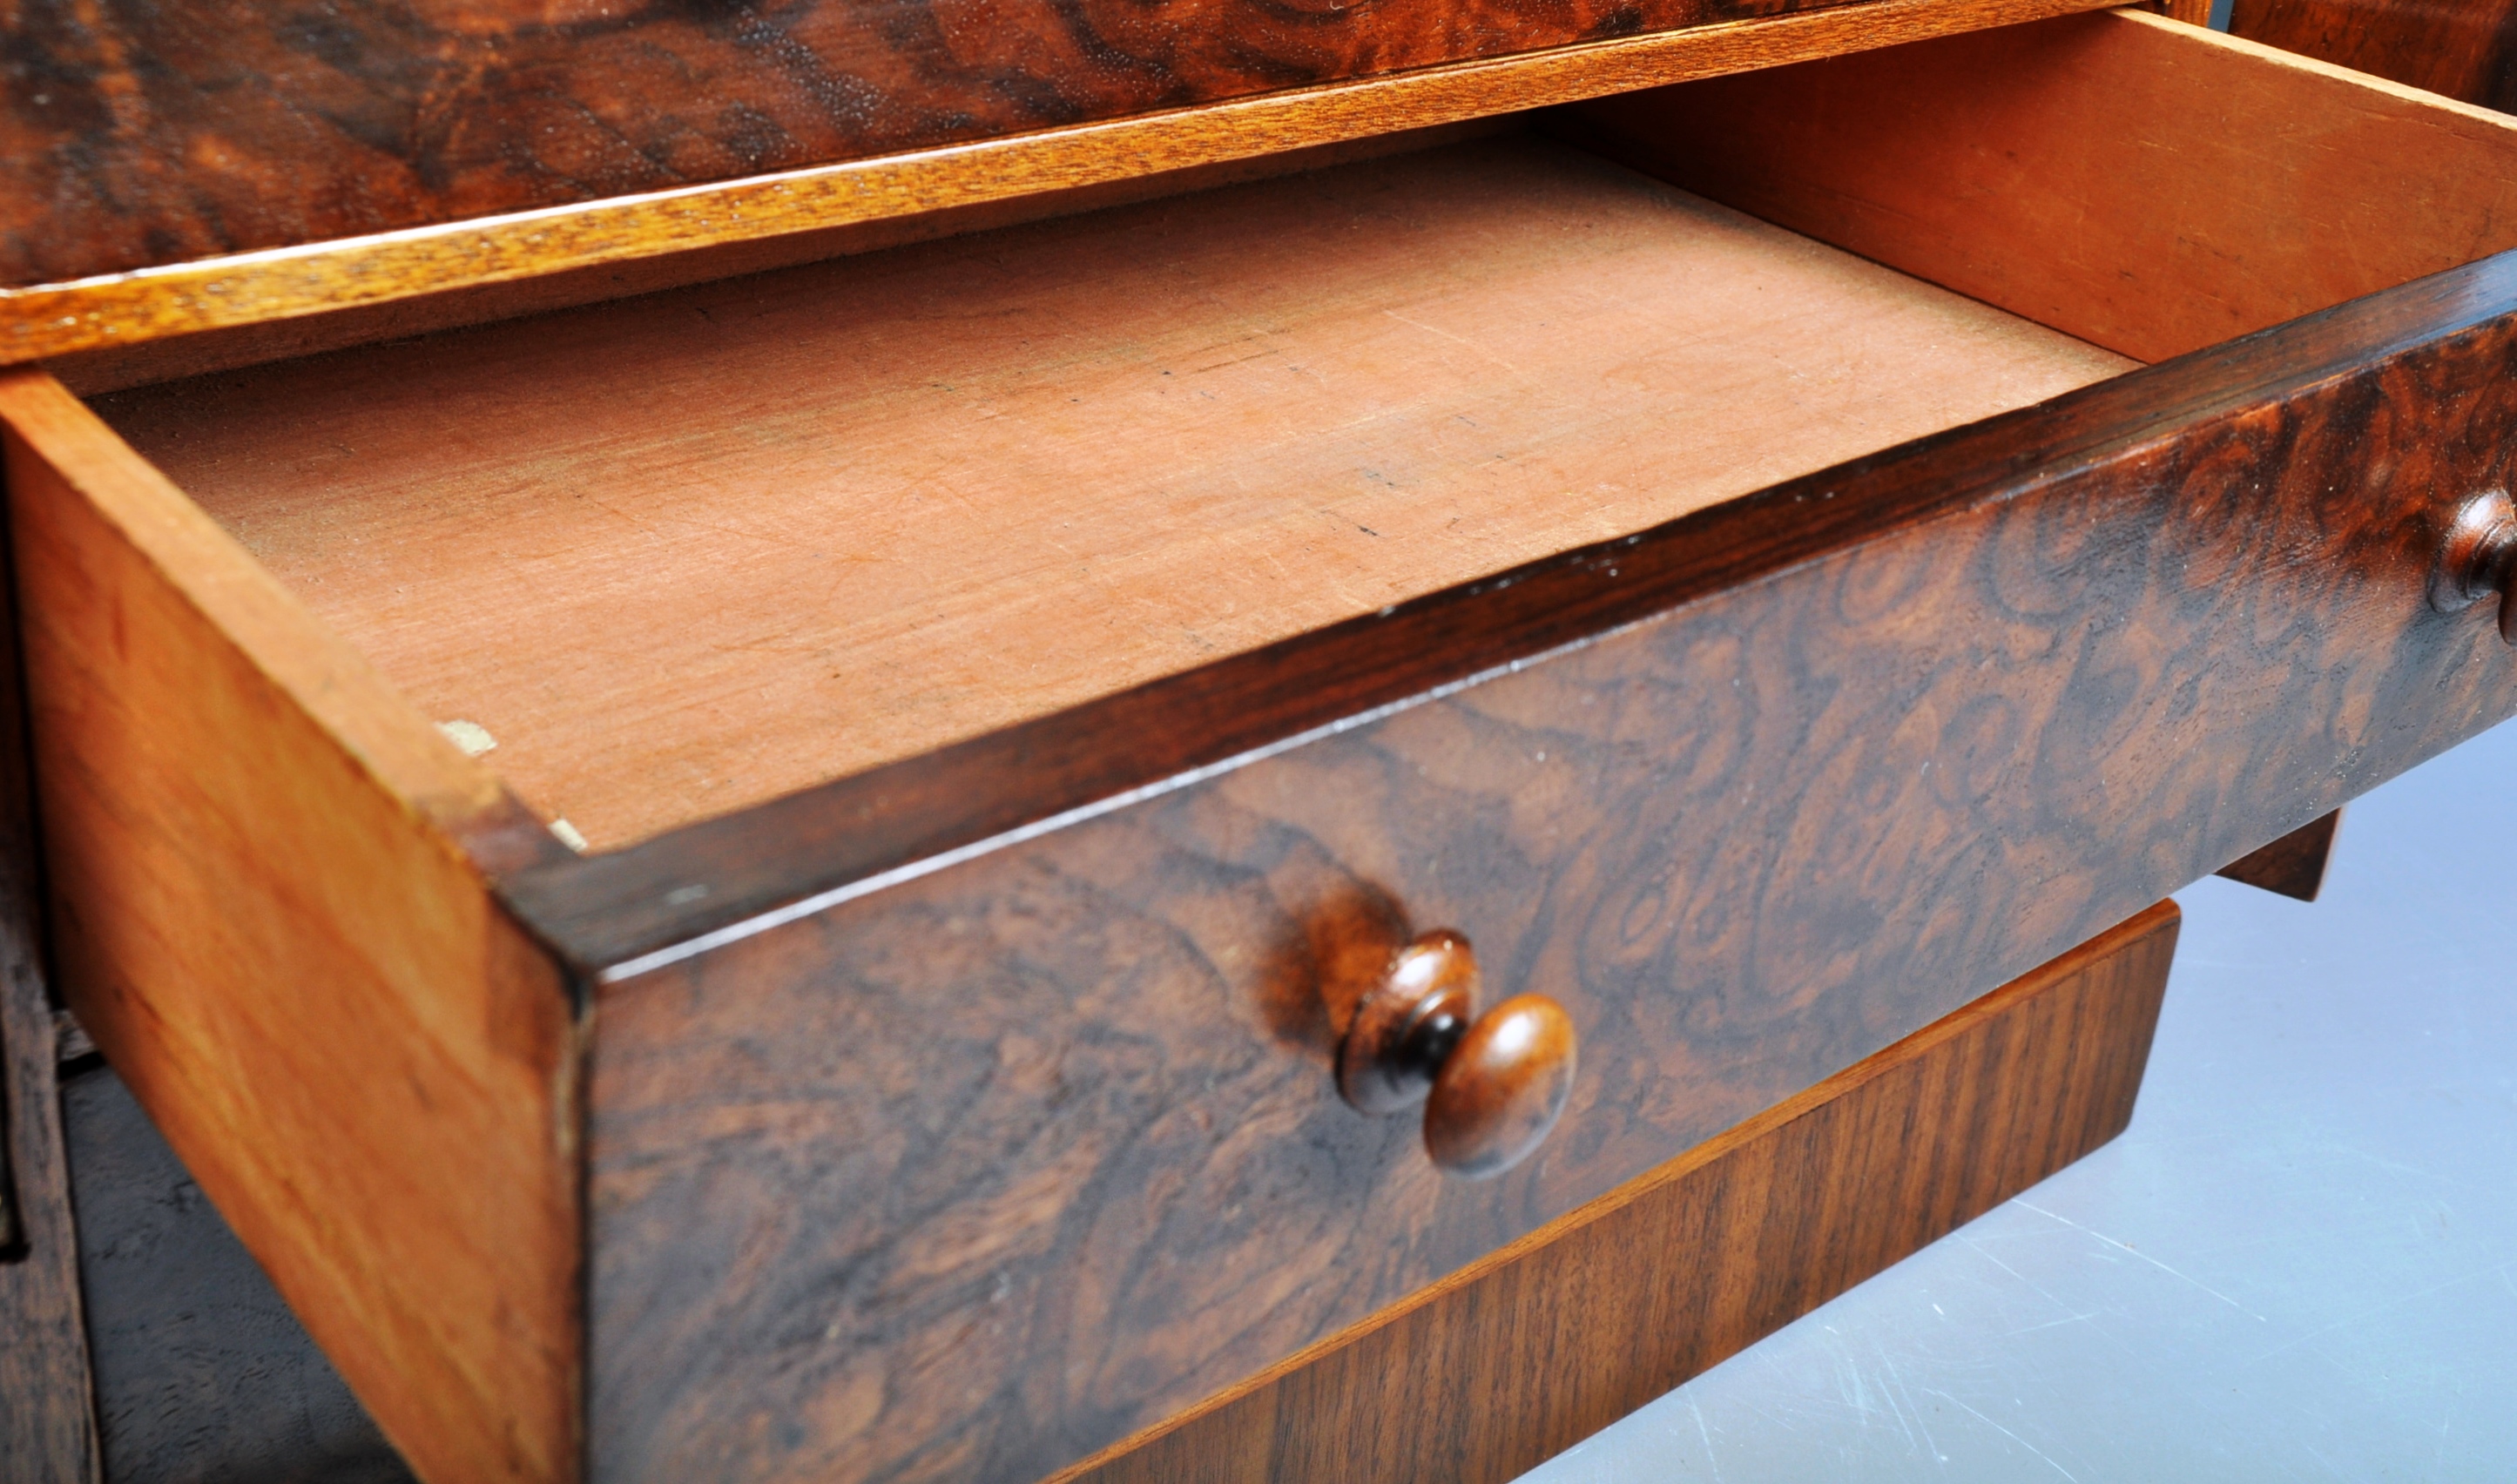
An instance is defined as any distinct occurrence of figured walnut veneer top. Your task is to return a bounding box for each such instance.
[1,0,1872,288]
[98,135,2132,849]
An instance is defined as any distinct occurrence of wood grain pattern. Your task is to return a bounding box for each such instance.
[0,0,1852,287]
[2216,807,2341,901]
[575,251,2517,1484]
[0,0,2116,362]
[1067,900,2178,1484]
[2230,0,2517,110]
[102,135,2131,852]
[40,120,1501,399]
[0,476,99,1481]
[1560,9,2517,363]
[0,370,582,1484]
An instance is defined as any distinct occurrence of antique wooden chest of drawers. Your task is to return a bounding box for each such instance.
[4,4,2517,1482]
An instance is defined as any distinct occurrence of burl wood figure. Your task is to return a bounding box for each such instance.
[0,0,1893,286]
[3,10,2517,1484]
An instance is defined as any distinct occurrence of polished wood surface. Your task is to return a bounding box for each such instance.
[0,530,99,1481]
[514,172,2517,974]
[1337,930,1483,1116]
[1337,930,1577,1177]
[1423,995,1577,1179]
[0,0,1880,287]
[1072,901,2178,1484]
[1562,10,2517,363]
[2432,487,2517,644]
[0,0,2115,362]
[0,371,583,1484]
[2230,0,2517,110]
[101,135,2130,851]
[2216,809,2343,902]
[573,246,2517,1484]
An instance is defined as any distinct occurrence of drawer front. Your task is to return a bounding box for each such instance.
[578,258,2517,1484]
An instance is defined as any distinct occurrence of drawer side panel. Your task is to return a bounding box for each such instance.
[0,373,584,1484]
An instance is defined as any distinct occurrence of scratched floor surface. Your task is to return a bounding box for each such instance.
[1522,714,2517,1483]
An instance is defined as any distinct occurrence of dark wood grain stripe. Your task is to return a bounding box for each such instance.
[0,971,99,1483]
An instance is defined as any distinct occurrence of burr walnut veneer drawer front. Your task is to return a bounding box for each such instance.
[6,13,2517,1484]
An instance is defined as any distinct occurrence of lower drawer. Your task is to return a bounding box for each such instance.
[5,11,2517,1484]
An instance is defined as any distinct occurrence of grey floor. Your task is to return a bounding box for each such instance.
[1522,717,2517,1483]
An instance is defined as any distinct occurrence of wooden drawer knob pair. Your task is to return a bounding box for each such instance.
[1336,930,1576,1179]
[2436,489,2517,643]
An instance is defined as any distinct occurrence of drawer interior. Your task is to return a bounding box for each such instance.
[91,132,2127,851]
[77,9,2517,855]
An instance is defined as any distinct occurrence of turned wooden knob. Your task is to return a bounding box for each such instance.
[2433,489,2517,644]
[1336,930,1576,1179]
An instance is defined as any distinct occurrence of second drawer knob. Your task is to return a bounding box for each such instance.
[1336,929,1576,1179]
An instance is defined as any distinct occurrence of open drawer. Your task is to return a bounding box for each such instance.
[5,11,2517,1484]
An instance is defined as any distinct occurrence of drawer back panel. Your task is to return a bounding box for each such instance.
[1568,10,2517,362]
[581,257,2517,1484]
